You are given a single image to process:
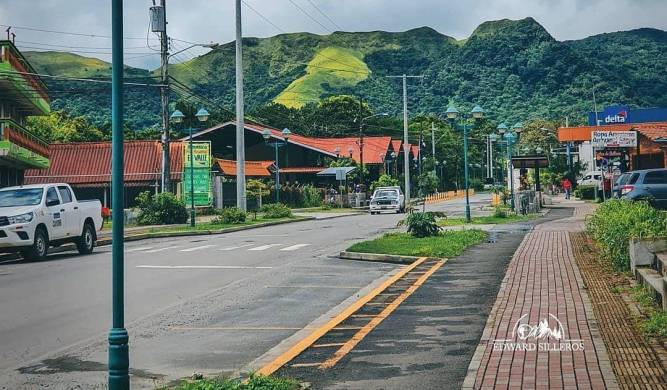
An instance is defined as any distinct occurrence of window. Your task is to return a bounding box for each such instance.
[58,186,73,203]
[644,170,667,184]
[593,175,601,180]
[46,187,60,206]
[583,175,591,180]
[0,189,43,207]
[628,173,640,185]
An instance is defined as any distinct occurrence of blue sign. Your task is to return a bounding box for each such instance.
[588,105,667,126]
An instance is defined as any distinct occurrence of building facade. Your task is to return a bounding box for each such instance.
[0,40,50,186]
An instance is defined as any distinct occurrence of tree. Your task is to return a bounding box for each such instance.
[246,179,270,211]
[26,110,105,143]
[371,174,399,191]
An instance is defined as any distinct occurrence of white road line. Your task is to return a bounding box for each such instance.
[219,244,254,251]
[136,265,273,269]
[180,244,217,252]
[248,244,283,251]
[280,244,311,251]
[144,245,181,253]
[126,246,154,253]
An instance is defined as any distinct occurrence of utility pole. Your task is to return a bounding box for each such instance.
[235,0,246,210]
[431,122,436,175]
[358,97,365,184]
[387,74,423,205]
[154,0,170,193]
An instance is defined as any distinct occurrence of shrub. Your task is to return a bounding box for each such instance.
[371,174,400,191]
[135,191,188,226]
[469,178,484,192]
[493,206,508,218]
[574,185,597,200]
[302,185,323,207]
[260,203,293,218]
[212,207,247,225]
[586,199,667,271]
[399,212,442,238]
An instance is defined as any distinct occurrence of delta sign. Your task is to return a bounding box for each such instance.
[588,105,667,126]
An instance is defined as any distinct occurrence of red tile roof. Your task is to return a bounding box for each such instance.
[390,140,403,154]
[217,159,273,177]
[192,122,393,165]
[24,141,183,187]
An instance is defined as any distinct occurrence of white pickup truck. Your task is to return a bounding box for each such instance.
[0,183,103,260]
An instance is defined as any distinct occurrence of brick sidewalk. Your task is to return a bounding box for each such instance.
[463,201,617,389]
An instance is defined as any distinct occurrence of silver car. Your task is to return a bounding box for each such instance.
[369,187,405,214]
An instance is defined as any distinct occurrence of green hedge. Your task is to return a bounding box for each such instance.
[212,207,247,224]
[260,203,293,218]
[574,185,597,200]
[586,199,667,271]
[135,191,188,225]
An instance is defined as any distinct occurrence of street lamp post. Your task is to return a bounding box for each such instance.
[262,128,291,203]
[170,108,209,227]
[108,0,129,388]
[497,122,522,210]
[446,104,485,223]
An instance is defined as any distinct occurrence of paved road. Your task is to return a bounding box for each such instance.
[0,193,491,389]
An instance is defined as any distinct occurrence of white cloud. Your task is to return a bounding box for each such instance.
[1,0,665,70]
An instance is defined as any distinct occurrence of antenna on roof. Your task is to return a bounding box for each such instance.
[5,26,10,40]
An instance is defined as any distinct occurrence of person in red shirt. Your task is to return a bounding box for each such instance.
[562,178,572,199]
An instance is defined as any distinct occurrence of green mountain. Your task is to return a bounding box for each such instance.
[24,18,667,131]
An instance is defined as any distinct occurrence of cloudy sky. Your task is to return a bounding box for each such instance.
[1,0,665,70]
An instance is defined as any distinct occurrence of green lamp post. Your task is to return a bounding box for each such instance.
[108,0,129,388]
[262,127,291,203]
[446,104,485,223]
[171,108,209,227]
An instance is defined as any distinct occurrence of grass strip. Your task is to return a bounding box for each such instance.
[347,230,487,258]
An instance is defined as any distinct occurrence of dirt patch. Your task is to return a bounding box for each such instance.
[571,232,667,389]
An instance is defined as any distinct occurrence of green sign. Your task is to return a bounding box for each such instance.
[182,141,212,206]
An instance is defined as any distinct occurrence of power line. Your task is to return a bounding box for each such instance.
[15,45,157,56]
[241,0,286,34]
[305,0,342,31]
[286,0,332,33]
[0,23,156,40]
[15,40,149,50]
[0,70,164,87]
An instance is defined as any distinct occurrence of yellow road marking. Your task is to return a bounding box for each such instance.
[319,259,446,369]
[256,257,429,376]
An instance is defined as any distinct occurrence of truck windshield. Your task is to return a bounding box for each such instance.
[0,189,44,207]
[375,190,397,198]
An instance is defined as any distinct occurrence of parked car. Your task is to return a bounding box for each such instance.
[0,183,103,260]
[619,168,667,209]
[612,172,631,198]
[369,186,405,214]
[579,171,603,187]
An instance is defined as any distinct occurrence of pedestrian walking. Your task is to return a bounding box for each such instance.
[562,177,572,199]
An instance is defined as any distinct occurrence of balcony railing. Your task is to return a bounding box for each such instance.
[0,120,49,158]
[1,44,50,102]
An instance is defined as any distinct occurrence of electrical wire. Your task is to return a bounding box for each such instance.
[305,0,342,31]
[15,45,157,56]
[241,0,286,34]
[286,0,332,33]
[0,23,157,40]
[14,40,149,50]
[0,70,165,87]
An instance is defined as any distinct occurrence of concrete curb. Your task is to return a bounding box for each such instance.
[339,251,419,265]
[0,217,314,263]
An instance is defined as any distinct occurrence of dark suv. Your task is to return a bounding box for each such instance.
[619,168,667,209]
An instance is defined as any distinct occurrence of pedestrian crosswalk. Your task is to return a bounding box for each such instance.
[127,242,312,254]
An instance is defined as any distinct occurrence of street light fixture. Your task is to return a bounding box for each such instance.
[498,123,518,210]
[262,128,290,203]
[446,104,484,223]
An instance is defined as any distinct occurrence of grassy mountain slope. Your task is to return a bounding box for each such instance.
[273,47,370,108]
[24,18,667,131]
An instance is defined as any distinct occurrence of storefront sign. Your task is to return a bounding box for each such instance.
[591,131,637,148]
[183,141,211,168]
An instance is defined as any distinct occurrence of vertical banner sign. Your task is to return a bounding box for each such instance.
[183,141,212,206]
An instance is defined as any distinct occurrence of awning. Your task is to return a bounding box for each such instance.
[511,156,549,169]
[217,159,273,177]
[280,167,325,174]
[316,166,357,176]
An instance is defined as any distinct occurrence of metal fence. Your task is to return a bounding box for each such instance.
[515,190,541,215]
